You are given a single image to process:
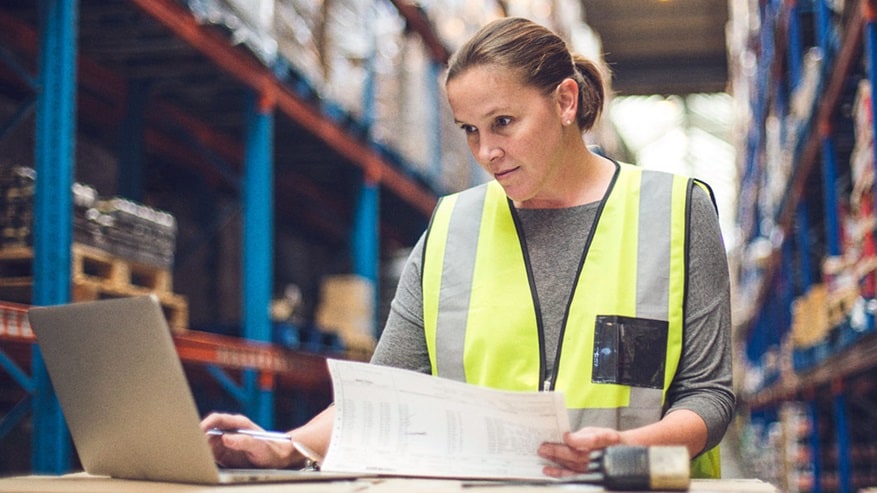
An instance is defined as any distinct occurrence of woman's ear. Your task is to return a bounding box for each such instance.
[556,78,579,124]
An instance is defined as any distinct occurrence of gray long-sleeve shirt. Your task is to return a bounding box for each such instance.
[370,184,735,452]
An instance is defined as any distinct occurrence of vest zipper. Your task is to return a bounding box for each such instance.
[543,163,619,394]
[508,202,550,393]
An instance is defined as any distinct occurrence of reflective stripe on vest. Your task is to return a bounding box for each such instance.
[422,163,720,478]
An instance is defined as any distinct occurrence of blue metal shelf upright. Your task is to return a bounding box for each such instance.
[31,0,78,473]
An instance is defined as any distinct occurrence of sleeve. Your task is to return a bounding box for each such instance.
[368,234,432,374]
[665,184,736,452]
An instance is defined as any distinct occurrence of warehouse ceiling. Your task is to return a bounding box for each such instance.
[579,0,730,96]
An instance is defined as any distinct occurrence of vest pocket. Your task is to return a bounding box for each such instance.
[592,315,668,389]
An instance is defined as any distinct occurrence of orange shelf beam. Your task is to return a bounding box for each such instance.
[0,302,330,390]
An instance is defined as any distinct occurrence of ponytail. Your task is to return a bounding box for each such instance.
[572,55,609,130]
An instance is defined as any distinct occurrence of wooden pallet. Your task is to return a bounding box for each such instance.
[0,243,173,290]
[0,243,188,332]
[74,243,174,292]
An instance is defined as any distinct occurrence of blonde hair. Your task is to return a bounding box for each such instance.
[446,17,607,131]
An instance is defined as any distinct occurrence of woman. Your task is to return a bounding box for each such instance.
[201,16,735,479]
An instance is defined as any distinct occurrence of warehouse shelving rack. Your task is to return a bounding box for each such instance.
[736,0,877,491]
[0,0,451,475]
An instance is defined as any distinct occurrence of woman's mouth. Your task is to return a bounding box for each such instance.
[494,167,518,179]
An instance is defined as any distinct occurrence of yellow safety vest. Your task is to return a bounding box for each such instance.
[422,163,720,478]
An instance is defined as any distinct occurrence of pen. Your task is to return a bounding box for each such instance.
[207,428,323,470]
[206,428,292,442]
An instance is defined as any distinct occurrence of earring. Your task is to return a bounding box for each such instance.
[565,120,572,126]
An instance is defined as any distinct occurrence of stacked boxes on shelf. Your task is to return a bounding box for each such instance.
[740,415,788,490]
[0,166,35,248]
[0,166,187,331]
[744,402,815,493]
[738,402,815,493]
[0,166,177,267]
[98,198,177,270]
[789,284,831,371]
[0,167,176,259]
[788,279,866,372]
[849,80,877,300]
[779,402,816,493]
[791,79,877,371]
[72,182,101,248]
[1,166,101,250]
[314,274,377,360]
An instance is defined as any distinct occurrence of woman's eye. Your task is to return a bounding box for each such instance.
[460,124,477,135]
[495,116,512,128]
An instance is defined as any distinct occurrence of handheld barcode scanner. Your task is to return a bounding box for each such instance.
[582,445,691,491]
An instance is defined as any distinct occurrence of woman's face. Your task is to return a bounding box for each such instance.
[446,65,573,207]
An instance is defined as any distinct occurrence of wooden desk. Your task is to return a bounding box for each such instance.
[0,474,778,492]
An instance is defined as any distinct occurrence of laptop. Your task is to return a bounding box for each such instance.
[27,295,358,485]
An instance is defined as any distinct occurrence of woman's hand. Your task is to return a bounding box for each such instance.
[538,427,623,478]
[199,412,298,469]
[539,411,707,477]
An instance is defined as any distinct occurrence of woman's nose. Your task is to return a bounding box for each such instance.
[475,136,501,164]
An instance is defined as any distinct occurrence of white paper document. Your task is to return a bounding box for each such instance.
[320,359,571,480]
